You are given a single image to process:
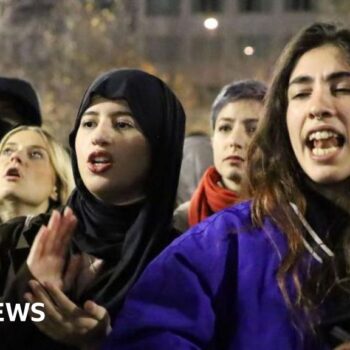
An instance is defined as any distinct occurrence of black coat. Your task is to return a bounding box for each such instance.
[0,213,76,349]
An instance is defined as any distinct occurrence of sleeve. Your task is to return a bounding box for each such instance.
[0,219,42,348]
[104,225,235,350]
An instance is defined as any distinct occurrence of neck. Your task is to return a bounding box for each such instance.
[94,190,146,207]
[220,178,242,195]
[0,199,49,222]
[113,194,146,206]
[306,178,350,216]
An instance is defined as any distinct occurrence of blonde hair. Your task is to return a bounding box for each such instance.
[0,125,74,205]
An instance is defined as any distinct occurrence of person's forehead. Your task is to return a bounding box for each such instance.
[290,45,350,83]
[6,130,47,148]
[217,99,263,120]
[89,96,129,108]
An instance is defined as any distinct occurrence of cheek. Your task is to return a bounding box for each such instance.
[286,109,299,147]
[126,136,150,158]
[29,163,56,186]
[0,159,6,171]
[75,133,87,168]
[212,139,224,169]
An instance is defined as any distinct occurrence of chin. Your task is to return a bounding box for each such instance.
[307,172,348,185]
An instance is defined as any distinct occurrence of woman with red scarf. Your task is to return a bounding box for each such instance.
[174,80,267,232]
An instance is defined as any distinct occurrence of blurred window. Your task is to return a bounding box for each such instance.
[146,0,180,16]
[191,0,223,13]
[284,0,313,11]
[145,36,181,63]
[238,0,273,12]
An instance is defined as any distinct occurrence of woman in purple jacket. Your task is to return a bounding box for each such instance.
[104,22,350,350]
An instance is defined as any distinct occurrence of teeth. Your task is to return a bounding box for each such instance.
[309,130,338,141]
[93,157,110,164]
[312,146,338,156]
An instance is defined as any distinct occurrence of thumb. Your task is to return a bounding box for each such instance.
[84,300,112,336]
[84,300,108,321]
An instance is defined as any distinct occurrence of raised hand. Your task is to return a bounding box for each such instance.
[26,207,78,289]
[24,280,111,349]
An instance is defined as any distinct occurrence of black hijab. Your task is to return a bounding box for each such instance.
[67,69,185,317]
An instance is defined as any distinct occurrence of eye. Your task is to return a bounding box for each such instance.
[246,125,257,136]
[29,150,44,159]
[291,91,310,100]
[218,124,232,133]
[333,86,350,94]
[114,120,134,130]
[1,147,14,156]
[81,119,97,128]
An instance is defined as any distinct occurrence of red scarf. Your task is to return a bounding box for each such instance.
[188,166,239,227]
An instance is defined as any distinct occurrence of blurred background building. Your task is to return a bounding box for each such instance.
[0,0,346,142]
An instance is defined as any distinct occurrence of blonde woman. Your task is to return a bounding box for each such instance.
[0,125,74,222]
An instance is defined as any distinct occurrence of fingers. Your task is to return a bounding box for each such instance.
[25,281,67,341]
[27,225,48,266]
[63,255,83,291]
[84,301,112,336]
[45,210,61,251]
[26,280,63,322]
[83,301,108,321]
[43,207,77,258]
[44,281,82,317]
[54,207,77,256]
[90,259,104,275]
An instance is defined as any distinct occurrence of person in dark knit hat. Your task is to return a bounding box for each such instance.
[0,77,42,139]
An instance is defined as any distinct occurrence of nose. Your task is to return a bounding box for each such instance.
[9,150,23,164]
[308,88,335,121]
[91,120,113,146]
[229,124,245,150]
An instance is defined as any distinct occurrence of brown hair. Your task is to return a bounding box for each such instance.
[248,22,350,324]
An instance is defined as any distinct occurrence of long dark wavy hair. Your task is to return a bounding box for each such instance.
[248,22,350,327]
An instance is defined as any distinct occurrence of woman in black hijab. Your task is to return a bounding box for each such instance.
[0,69,185,349]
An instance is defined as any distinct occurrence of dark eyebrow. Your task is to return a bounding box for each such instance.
[289,71,350,87]
[243,118,259,124]
[326,71,350,82]
[217,117,234,123]
[82,110,133,117]
[218,117,259,123]
[288,75,313,87]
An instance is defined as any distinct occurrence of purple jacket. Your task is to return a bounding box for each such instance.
[104,201,329,349]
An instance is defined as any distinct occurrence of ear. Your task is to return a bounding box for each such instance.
[50,185,58,202]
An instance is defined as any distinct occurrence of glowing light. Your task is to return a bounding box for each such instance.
[243,46,255,56]
[204,17,219,30]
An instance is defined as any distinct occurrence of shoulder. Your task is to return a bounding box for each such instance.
[0,212,51,251]
[159,200,287,279]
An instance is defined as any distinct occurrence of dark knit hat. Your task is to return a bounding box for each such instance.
[0,77,42,138]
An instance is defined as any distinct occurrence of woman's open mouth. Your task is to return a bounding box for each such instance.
[87,151,113,174]
[4,167,21,181]
[305,129,345,158]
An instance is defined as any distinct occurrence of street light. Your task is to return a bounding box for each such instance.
[243,46,255,56]
[203,17,219,30]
